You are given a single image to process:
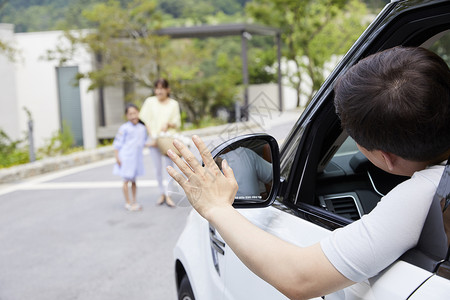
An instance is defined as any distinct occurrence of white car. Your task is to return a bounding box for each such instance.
[173,0,450,299]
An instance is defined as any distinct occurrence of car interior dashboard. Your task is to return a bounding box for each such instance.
[314,135,409,222]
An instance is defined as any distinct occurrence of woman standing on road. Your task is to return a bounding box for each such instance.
[140,78,181,207]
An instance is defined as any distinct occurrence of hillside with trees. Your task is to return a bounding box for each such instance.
[0,0,252,32]
[0,0,387,32]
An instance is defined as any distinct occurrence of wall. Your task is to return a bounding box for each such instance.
[0,26,98,149]
[104,85,125,126]
[14,31,63,149]
[248,83,299,113]
[0,24,20,141]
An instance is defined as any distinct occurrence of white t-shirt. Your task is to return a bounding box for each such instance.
[139,96,181,138]
[320,162,446,282]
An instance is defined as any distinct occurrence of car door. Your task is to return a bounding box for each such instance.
[218,1,450,299]
[409,262,450,300]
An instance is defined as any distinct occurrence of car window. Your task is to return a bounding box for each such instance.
[334,136,358,157]
[280,122,308,181]
[424,29,450,66]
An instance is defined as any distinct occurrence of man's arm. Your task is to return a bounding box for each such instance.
[166,135,353,300]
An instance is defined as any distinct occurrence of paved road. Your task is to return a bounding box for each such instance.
[0,114,300,300]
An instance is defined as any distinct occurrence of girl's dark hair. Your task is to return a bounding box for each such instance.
[334,46,450,162]
[125,103,145,126]
[125,103,139,114]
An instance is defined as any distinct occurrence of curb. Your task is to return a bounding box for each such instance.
[0,146,115,184]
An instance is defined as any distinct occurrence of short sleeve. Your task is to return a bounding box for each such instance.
[253,152,273,183]
[113,124,127,150]
[170,100,181,129]
[139,98,152,126]
[140,124,148,146]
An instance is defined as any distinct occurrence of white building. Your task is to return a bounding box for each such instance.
[0,24,126,150]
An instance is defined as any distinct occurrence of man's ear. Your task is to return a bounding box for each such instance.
[380,151,397,172]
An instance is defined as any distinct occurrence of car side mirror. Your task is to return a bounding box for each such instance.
[210,134,280,208]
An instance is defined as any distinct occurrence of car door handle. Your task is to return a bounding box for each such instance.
[209,225,225,255]
[209,225,225,275]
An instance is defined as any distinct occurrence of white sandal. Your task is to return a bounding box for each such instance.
[130,203,142,211]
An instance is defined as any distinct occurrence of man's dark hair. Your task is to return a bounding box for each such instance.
[334,46,450,162]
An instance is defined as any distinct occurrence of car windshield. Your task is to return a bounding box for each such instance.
[334,136,358,157]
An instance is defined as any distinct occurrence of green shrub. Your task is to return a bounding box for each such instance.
[38,121,77,156]
[98,139,113,147]
[181,116,226,131]
[0,130,30,168]
[0,149,29,168]
[0,121,85,168]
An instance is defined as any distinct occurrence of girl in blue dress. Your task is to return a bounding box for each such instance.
[113,104,148,211]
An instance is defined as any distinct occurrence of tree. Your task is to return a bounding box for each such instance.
[160,37,241,126]
[47,0,165,100]
[47,0,241,126]
[157,0,249,21]
[247,0,369,107]
[0,0,69,32]
[0,0,253,33]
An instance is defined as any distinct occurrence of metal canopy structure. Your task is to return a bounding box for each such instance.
[157,23,280,38]
[157,23,283,119]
